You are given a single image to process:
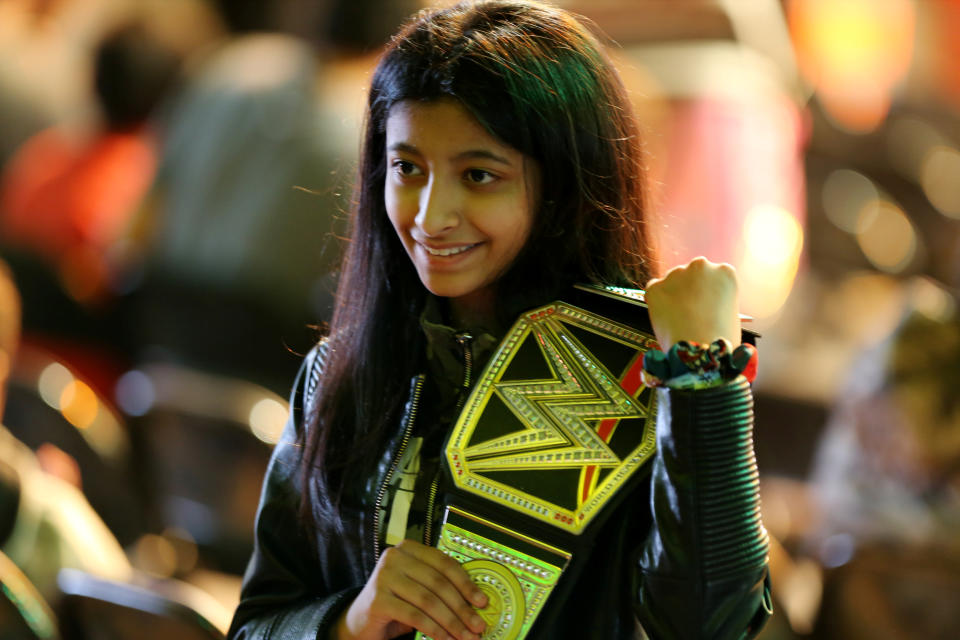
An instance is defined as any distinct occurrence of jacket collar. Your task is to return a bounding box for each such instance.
[420,295,501,391]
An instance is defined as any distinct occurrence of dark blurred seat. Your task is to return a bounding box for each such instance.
[814,543,960,640]
[0,550,59,640]
[57,569,228,640]
[130,363,285,575]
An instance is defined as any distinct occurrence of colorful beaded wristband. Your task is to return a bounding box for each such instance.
[641,339,758,390]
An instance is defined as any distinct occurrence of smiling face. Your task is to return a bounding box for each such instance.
[384,98,538,326]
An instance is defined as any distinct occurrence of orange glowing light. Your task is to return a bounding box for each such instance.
[59,380,99,430]
[788,0,915,132]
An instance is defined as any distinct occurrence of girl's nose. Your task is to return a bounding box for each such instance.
[415,177,460,236]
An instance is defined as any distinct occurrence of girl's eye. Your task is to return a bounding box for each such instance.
[465,169,496,185]
[392,160,422,177]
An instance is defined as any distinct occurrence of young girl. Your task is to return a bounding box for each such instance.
[229,2,770,639]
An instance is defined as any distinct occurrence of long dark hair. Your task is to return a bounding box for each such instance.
[300,0,657,528]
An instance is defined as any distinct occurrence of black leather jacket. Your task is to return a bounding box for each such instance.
[229,340,772,640]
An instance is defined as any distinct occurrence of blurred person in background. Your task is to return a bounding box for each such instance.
[121,7,329,396]
[805,277,960,640]
[0,18,181,307]
[124,0,415,393]
[125,29,338,389]
[765,270,960,640]
[0,257,131,604]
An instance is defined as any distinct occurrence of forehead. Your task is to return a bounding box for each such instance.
[385,99,519,157]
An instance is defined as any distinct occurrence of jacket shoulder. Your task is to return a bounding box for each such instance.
[282,339,329,442]
[303,338,330,407]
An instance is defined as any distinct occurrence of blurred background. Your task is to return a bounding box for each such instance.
[0,0,957,638]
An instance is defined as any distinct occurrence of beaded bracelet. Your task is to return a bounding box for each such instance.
[641,338,758,390]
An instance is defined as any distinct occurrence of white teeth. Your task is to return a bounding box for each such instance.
[423,243,477,256]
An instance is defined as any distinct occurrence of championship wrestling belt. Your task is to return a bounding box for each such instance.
[415,284,663,640]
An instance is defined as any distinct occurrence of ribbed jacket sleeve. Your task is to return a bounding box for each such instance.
[636,377,772,639]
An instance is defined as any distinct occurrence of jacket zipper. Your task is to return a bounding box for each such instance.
[455,332,475,400]
[373,375,425,560]
[423,332,474,546]
[422,478,440,546]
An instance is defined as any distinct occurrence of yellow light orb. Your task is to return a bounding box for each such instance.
[855,200,917,273]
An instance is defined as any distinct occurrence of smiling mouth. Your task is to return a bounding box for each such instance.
[421,243,480,257]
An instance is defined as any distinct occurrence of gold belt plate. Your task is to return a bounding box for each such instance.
[445,302,658,535]
[415,506,571,640]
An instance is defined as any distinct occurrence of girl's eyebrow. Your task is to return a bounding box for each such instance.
[452,149,513,166]
[387,142,421,156]
[387,142,513,167]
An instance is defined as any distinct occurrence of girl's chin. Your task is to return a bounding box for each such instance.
[421,280,486,300]
[423,281,497,320]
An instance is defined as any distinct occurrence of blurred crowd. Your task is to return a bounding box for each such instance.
[0,0,958,638]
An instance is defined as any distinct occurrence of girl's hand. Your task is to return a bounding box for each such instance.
[334,539,488,640]
[645,257,741,352]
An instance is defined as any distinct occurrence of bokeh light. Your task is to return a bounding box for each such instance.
[59,379,99,430]
[115,369,156,416]
[910,277,957,323]
[37,362,73,409]
[133,533,179,578]
[249,397,288,444]
[821,169,879,233]
[819,532,856,568]
[36,360,128,461]
[163,527,199,576]
[920,145,960,219]
[855,199,917,273]
[738,204,805,319]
